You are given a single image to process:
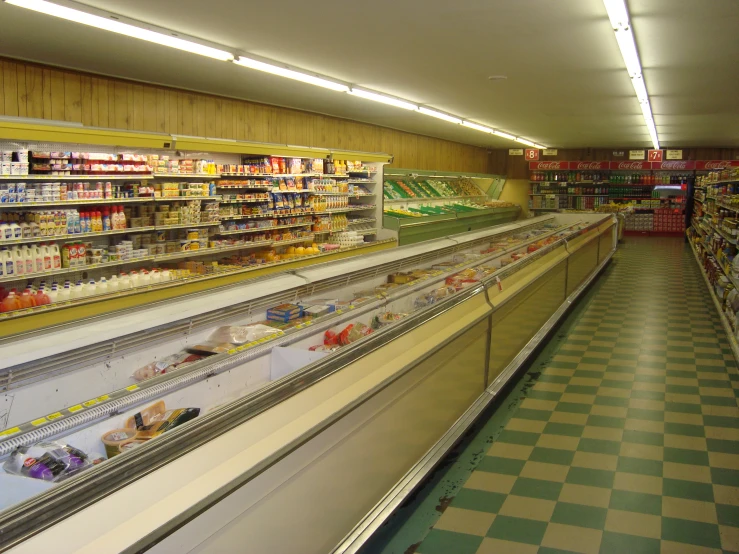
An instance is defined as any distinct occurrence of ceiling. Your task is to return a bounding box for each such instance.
[0,0,736,149]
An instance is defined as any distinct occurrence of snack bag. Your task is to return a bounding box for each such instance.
[132,351,204,381]
[4,441,103,482]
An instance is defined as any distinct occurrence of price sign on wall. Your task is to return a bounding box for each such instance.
[525,149,539,161]
[648,150,663,162]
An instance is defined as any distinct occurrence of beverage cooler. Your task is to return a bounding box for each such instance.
[0,213,617,554]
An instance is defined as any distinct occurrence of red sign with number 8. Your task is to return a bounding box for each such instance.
[525,149,539,161]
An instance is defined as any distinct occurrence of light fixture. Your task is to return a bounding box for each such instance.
[4,0,234,61]
[515,137,536,147]
[462,121,494,133]
[602,0,630,29]
[493,130,515,140]
[418,107,462,124]
[533,144,547,150]
[234,57,348,92]
[348,88,418,111]
[601,0,660,150]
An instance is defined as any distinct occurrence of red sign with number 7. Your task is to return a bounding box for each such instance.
[525,149,539,161]
[648,150,663,162]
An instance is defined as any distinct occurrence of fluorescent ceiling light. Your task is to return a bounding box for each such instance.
[631,75,649,104]
[614,28,641,78]
[493,130,515,140]
[4,0,234,61]
[462,121,494,133]
[418,107,462,124]
[602,0,629,29]
[515,137,536,147]
[533,144,547,149]
[348,88,418,110]
[235,57,348,92]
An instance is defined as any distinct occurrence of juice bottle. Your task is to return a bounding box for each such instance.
[21,245,34,275]
[33,245,44,274]
[12,246,24,277]
[0,248,13,277]
[18,289,36,308]
[0,291,20,312]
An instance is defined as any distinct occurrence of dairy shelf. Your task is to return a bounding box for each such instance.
[272,235,315,246]
[0,226,158,247]
[218,198,270,205]
[154,221,220,231]
[152,174,218,179]
[152,196,222,202]
[0,198,152,208]
[0,174,154,181]
[216,222,312,235]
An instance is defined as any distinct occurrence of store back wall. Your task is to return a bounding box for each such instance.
[0,58,490,173]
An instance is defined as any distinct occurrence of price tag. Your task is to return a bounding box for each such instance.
[0,427,20,438]
[348,304,355,310]
[236,345,246,351]
[125,385,139,392]
[336,309,344,314]
[31,417,48,426]
[305,321,313,326]
[258,337,269,343]
[227,348,237,355]
[47,412,63,421]
[68,404,84,413]
[96,395,110,402]
[82,399,98,408]
[295,323,305,329]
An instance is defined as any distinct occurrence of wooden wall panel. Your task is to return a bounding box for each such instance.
[0,58,489,173]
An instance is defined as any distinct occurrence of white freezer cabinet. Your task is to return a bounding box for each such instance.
[0,213,618,554]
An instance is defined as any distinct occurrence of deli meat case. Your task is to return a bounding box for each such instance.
[0,212,617,554]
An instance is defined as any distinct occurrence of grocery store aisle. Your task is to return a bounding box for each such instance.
[365,237,739,554]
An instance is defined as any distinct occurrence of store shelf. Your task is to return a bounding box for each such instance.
[716,200,739,213]
[0,197,152,208]
[272,235,315,246]
[529,194,608,198]
[218,198,270,204]
[151,196,222,202]
[0,174,153,181]
[319,206,377,214]
[0,226,157,246]
[217,185,273,190]
[152,174,218,179]
[348,218,377,225]
[221,173,318,178]
[700,178,739,186]
[385,195,485,203]
[155,221,220,231]
[216,223,312,235]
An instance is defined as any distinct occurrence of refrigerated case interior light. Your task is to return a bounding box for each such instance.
[4,0,234,61]
[418,107,462,124]
[234,57,349,92]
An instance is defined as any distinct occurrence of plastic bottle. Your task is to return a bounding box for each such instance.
[150,269,161,284]
[12,247,25,277]
[46,285,58,303]
[108,275,119,292]
[97,277,108,294]
[41,244,52,271]
[161,269,171,282]
[95,211,103,232]
[58,283,71,301]
[71,281,85,299]
[21,246,34,275]
[19,222,31,238]
[102,209,111,232]
[9,222,21,239]
[129,271,139,288]
[18,289,36,308]
[33,245,44,274]
[0,291,20,312]
[34,289,50,305]
[0,223,11,240]
[118,206,127,230]
[84,280,97,297]
[140,270,151,286]
[1,248,13,278]
[50,244,61,270]
[119,273,132,290]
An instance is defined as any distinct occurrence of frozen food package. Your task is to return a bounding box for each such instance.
[338,322,373,345]
[133,408,201,439]
[131,351,204,381]
[4,441,104,482]
[207,324,283,345]
[371,312,408,329]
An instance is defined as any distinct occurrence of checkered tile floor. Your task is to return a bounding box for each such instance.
[416,238,739,554]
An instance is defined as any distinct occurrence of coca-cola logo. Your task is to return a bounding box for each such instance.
[704,162,730,169]
[533,162,566,169]
[616,162,646,169]
[573,162,605,170]
[660,162,688,169]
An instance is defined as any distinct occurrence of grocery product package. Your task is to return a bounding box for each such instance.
[413,286,455,309]
[4,441,104,482]
[126,403,200,439]
[371,312,408,329]
[189,324,283,354]
[131,351,204,381]
[324,322,373,347]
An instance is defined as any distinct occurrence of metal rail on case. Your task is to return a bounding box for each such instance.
[0,219,580,451]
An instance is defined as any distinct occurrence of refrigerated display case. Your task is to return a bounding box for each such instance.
[0,212,617,554]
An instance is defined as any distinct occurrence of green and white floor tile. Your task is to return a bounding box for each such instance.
[369,238,739,554]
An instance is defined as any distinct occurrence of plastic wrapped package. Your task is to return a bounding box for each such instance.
[371,312,408,330]
[4,441,104,482]
[413,286,455,309]
[324,322,373,347]
[207,325,283,345]
[132,351,204,381]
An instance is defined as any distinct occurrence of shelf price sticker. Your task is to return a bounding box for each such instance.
[97,395,110,402]
[0,427,20,438]
[31,417,48,427]
[125,385,139,392]
[82,399,98,408]
[227,348,237,355]
[46,412,63,421]
[68,404,84,413]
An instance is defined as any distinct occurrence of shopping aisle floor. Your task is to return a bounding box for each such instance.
[366,237,739,554]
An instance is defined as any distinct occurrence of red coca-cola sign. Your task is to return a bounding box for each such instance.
[653,161,695,170]
[695,160,739,170]
[609,161,651,170]
[568,161,610,170]
[529,161,569,170]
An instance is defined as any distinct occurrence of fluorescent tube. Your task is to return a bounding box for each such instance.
[602,0,629,29]
[418,107,462,124]
[533,144,547,150]
[515,137,536,147]
[631,75,649,103]
[235,57,348,92]
[614,28,641,78]
[493,130,515,140]
[348,88,418,110]
[4,0,234,60]
[462,121,494,133]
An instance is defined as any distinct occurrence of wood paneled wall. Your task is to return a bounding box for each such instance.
[490,147,739,179]
[0,58,490,172]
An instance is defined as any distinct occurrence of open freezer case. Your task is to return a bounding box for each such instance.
[0,212,618,554]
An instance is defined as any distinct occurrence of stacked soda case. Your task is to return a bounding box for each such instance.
[653,209,684,233]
